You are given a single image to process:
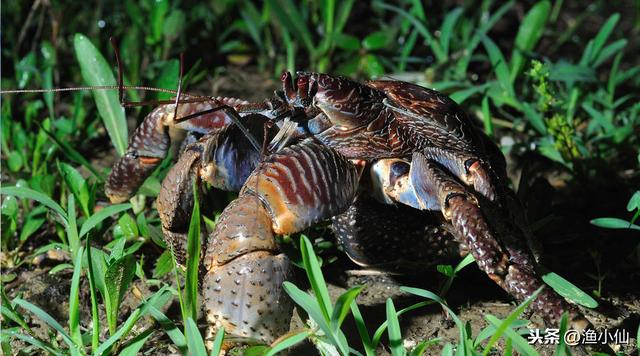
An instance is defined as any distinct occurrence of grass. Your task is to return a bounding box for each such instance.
[1,0,639,355]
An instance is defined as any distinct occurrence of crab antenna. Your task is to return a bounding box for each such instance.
[110,37,126,105]
[171,53,185,125]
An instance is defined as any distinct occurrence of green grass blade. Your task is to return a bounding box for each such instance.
[118,329,154,356]
[265,329,311,356]
[1,186,68,227]
[68,246,84,348]
[372,301,431,347]
[185,317,207,356]
[484,315,539,356]
[13,298,79,352]
[330,285,363,330]
[481,35,515,98]
[482,287,542,355]
[185,180,201,320]
[3,330,63,356]
[300,235,333,320]
[542,272,598,308]
[282,281,332,337]
[73,33,128,156]
[147,305,187,352]
[85,239,101,351]
[440,7,464,57]
[386,299,404,356]
[266,0,315,56]
[210,327,225,356]
[510,1,551,82]
[350,301,376,356]
[79,203,131,237]
[587,13,620,64]
[96,308,142,355]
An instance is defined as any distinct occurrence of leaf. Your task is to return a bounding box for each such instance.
[153,60,179,101]
[68,247,84,348]
[590,217,640,231]
[481,35,515,98]
[153,250,174,278]
[351,301,376,356]
[482,287,542,355]
[300,235,333,320]
[210,327,225,356]
[386,299,404,356]
[330,286,363,330]
[282,282,333,339]
[7,151,22,172]
[1,186,68,227]
[147,305,187,352]
[439,7,464,57]
[58,162,91,216]
[185,180,201,320]
[13,298,79,351]
[186,317,207,356]
[484,315,538,356]
[115,213,139,239]
[73,33,128,156]
[2,330,62,356]
[265,329,311,356]
[104,253,136,334]
[586,13,621,65]
[334,33,361,51]
[626,191,640,212]
[510,1,550,82]
[362,31,391,50]
[79,203,131,237]
[542,272,598,308]
[362,54,385,78]
[119,329,154,356]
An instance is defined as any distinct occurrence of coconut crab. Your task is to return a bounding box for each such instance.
[104,72,591,347]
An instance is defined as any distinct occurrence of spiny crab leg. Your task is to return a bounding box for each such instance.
[203,140,359,347]
[373,153,590,331]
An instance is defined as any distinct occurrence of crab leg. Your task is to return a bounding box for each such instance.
[105,96,270,203]
[409,152,589,330]
[202,140,359,346]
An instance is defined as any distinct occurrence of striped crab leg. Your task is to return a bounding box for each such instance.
[202,140,359,347]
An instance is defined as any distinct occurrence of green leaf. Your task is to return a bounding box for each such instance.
[334,33,361,51]
[116,213,139,239]
[330,286,363,330]
[362,54,385,78]
[362,31,391,50]
[350,301,376,356]
[626,191,640,212]
[73,33,128,156]
[584,13,620,65]
[210,327,225,356]
[590,217,640,231]
[2,330,62,356]
[510,1,550,82]
[163,10,186,39]
[482,287,542,355]
[1,186,68,227]
[300,235,333,320]
[481,35,515,98]
[186,317,207,356]
[185,179,201,320]
[68,246,84,347]
[147,305,187,352]
[7,151,22,172]
[119,328,154,356]
[104,253,136,334]
[79,203,131,237]
[265,329,311,356]
[153,60,179,101]
[282,281,333,339]
[58,162,91,216]
[439,7,464,57]
[13,298,79,352]
[386,299,404,356]
[542,272,598,308]
[484,315,539,356]
[153,250,174,278]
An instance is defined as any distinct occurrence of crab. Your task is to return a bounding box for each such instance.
[104,72,591,347]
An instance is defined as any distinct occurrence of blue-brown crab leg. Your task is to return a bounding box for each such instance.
[376,153,590,331]
[155,118,276,267]
[202,140,359,346]
[105,96,274,203]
